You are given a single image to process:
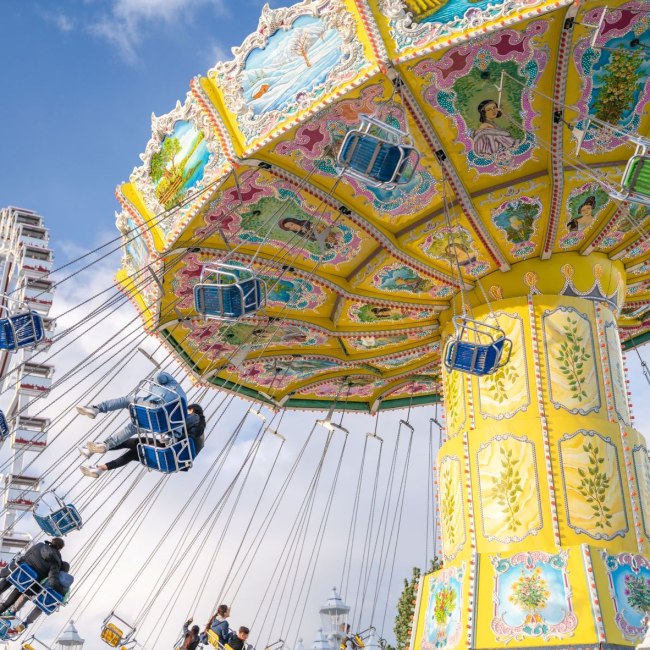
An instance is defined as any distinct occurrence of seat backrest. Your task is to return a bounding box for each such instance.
[137,438,196,473]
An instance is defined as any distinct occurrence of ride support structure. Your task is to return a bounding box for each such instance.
[412,253,650,650]
[0,207,56,567]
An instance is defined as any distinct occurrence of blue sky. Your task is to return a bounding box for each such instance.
[0,0,281,251]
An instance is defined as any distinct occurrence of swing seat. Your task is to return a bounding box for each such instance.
[137,437,196,473]
[32,585,64,615]
[101,624,124,647]
[443,317,511,376]
[0,409,9,442]
[0,618,10,640]
[0,310,44,351]
[609,141,650,206]
[8,563,41,596]
[129,396,188,435]
[33,492,82,537]
[337,115,420,190]
[194,263,266,321]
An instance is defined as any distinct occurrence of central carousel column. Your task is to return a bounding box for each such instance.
[411,253,650,650]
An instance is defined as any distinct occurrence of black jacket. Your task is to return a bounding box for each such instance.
[182,621,200,650]
[186,413,204,454]
[21,542,62,591]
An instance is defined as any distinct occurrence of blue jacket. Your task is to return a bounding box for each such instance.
[149,371,186,405]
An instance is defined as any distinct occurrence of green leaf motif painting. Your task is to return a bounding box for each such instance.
[556,316,591,402]
[576,441,612,530]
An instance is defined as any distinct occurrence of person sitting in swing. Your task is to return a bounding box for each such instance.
[79,403,206,478]
[77,371,186,459]
[202,604,230,645]
[182,617,202,650]
[227,626,251,650]
[5,561,74,635]
[0,538,65,610]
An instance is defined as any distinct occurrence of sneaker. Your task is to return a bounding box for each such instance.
[78,445,92,459]
[80,465,103,479]
[86,441,107,454]
[76,405,99,419]
[9,622,25,635]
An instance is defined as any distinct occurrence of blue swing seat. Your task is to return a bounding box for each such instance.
[0,409,9,442]
[0,618,11,640]
[443,317,511,376]
[32,585,65,615]
[194,263,266,321]
[137,437,196,473]
[337,115,420,190]
[7,563,65,616]
[0,310,44,351]
[34,501,82,537]
[129,396,187,435]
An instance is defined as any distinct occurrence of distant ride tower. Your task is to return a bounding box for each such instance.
[0,206,55,566]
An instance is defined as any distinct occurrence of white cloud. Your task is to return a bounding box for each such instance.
[41,11,75,33]
[87,0,227,62]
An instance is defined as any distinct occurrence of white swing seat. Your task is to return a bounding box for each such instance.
[337,115,420,190]
[443,317,511,376]
[194,263,266,321]
[609,140,650,207]
[33,491,83,537]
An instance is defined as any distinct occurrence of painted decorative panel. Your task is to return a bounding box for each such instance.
[490,550,577,644]
[542,306,600,415]
[596,204,650,253]
[605,321,630,424]
[478,312,529,419]
[602,551,650,641]
[272,83,440,220]
[209,0,370,145]
[632,445,650,541]
[490,196,543,260]
[116,212,152,275]
[411,24,548,175]
[476,435,542,544]
[573,3,650,154]
[346,302,434,324]
[421,565,465,650]
[442,365,466,439]
[199,170,365,271]
[558,182,612,250]
[129,95,227,242]
[379,0,563,57]
[558,430,628,540]
[439,456,466,561]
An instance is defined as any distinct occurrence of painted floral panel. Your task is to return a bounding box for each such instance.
[491,550,577,644]
[476,435,542,543]
[438,456,465,561]
[478,312,529,419]
[542,306,600,415]
[558,431,628,540]
[421,565,464,650]
[602,551,650,641]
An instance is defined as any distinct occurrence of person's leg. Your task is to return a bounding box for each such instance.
[104,446,139,471]
[24,607,42,626]
[96,396,131,413]
[5,594,27,615]
[0,589,22,612]
[103,421,137,450]
[0,578,11,596]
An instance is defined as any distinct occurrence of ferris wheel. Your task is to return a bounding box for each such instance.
[0,206,56,580]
